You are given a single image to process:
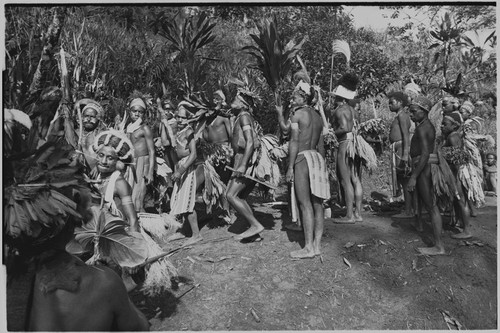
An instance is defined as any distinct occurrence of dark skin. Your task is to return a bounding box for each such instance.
[170,110,206,246]
[28,225,149,331]
[226,96,264,240]
[441,118,472,239]
[29,263,150,331]
[287,91,325,259]
[330,99,362,223]
[389,97,413,216]
[96,146,139,232]
[408,105,445,255]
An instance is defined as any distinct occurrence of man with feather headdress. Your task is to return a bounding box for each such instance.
[123,96,156,213]
[330,73,377,224]
[199,90,237,224]
[440,111,474,239]
[226,88,265,241]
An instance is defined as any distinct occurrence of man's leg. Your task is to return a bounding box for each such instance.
[226,177,264,240]
[451,186,472,239]
[401,176,414,215]
[290,159,315,259]
[416,167,445,255]
[183,165,205,245]
[333,144,355,223]
[352,162,363,222]
[312,196,324,256]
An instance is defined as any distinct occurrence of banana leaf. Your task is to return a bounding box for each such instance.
[74,206,148,268]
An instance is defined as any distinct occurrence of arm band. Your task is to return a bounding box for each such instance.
[291,122,299,130]
[242,125,252,132]
[121,196,133,205]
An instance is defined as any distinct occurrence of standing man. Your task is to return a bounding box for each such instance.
[74,99,107,171]
[330,73,363,224]
[226,89,264,241]
[201,90,236,223]
[157,98,179,171]
[126,97,156,213]
[202,90,234,181]
[407,96,446,255]
[287,81,329,258]
[388,91,414,218]
[169,105,205,245]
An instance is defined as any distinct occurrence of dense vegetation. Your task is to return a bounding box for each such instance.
[4,5,496,137]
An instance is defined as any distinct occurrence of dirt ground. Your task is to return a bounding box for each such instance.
[128,185,498,331]
[5,182,497,331]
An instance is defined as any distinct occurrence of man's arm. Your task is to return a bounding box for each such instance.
[143,125,156,184]
[275,105,291,135]
[235,115,255,174]
[398,112,411,161]
[448,133,462,148]
[287,111,302,182]
[409,127,431,181]
[317,134,325,158]
[172,130,197,182]
[223,117,233,140]
[159,121,171,146]
[115,178,139,232]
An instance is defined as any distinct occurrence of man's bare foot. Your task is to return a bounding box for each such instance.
[332,216,356,224]
[313,248,321,256]
[417,246,446,256]
[234,225,264,241]
[240,234,263,243]
[290,248,316,259]
[451,232,472,240]
[410,221,424,232]
[354,214,363,222]
[167,233,186,242]
[283,223,303,232]
[393,211,415,219]
[183,235,203,246]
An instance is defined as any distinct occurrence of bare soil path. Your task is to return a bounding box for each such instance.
[132,187,497,331]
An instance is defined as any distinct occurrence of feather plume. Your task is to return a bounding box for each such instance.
[332,39,351,64]
[293,55,311,84]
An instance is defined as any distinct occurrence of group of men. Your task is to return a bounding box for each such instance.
[387,89,492,256]
[22,71,496,331]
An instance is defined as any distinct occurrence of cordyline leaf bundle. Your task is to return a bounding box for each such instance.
[242,15,306,93]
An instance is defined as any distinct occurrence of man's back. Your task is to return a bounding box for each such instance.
[296,106,323,152]
[410,119,435,159]
[332,104,354,141]
[29,258,149,331]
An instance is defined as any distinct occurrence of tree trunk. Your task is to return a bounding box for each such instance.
[27,7,66,99]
